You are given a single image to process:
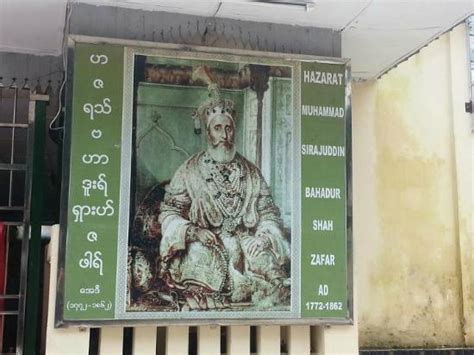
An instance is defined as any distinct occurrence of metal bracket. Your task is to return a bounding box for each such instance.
[465,101,473,113]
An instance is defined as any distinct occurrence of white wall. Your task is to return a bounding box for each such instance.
[0,0,67,55]
[353,23,473,348]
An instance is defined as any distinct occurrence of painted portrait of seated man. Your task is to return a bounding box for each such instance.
[157,76,291,311]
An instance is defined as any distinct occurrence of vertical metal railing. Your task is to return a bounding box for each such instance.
[0,83,28,354]
[21,94,49,355]
[0,81,49,354]
[15,90,33,355]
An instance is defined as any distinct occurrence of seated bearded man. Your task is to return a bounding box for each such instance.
[158,86,290,311]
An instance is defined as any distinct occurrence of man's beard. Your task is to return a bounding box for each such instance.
[207,142,236,163]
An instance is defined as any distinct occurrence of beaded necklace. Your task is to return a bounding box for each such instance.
[201,152,245,219]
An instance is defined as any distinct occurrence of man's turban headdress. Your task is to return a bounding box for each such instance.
[192,66,236,133]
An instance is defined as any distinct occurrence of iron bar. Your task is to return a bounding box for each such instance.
[3,226,11,341]
[8,87,18,207]
[0,164,26,171]
[15,97,34,355]
[0,311,19,316]
[0,295,19,299]
[0,207,24,211]
[18,95,48,355]
[0,226,12,355]
[0,123,28,128]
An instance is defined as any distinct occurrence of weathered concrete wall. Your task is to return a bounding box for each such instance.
[68,3,340,57]
[0,52,63,92]
[353,23,473,348]
[1,3,340,87]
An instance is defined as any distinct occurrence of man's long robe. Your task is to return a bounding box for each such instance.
[158,151,290,303]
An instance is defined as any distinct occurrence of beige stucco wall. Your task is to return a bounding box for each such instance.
[353,23,473,348]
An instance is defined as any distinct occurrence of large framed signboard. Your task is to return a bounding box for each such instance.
[56,36,352,326]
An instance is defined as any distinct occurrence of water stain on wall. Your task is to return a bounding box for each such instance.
[359,69,465,348]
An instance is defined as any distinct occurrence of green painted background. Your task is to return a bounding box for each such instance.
[135,83,244,203]
[63,43,124,320]
[300,62,349,319]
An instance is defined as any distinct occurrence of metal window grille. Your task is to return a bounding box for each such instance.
[0,80,49,354]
